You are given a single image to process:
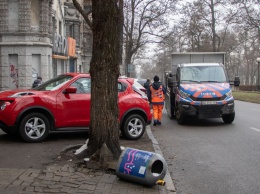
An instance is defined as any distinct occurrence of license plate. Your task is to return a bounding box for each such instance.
[202,101,217,105]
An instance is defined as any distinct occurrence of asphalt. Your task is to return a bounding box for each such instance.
[0,126,176,194]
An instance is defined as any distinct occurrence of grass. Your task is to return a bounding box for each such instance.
[232,90,260,104]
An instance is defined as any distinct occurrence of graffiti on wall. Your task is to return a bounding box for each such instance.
[10,63,18,88]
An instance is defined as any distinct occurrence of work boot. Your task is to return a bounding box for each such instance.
[157,121,161,125]
[153,120,158,126]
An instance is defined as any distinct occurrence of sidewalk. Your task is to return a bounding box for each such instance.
[0,126,176,194]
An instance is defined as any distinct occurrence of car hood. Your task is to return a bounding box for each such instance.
[180,83,231,98]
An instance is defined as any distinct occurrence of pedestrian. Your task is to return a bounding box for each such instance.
[32,76,42,88]
[147,75,166,126]
[143,78,151,90]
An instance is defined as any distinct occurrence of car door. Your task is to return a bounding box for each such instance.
[56,77,91,128]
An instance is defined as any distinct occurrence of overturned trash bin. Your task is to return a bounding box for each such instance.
[116,147,167,187]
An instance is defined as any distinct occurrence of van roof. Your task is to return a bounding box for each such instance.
[180,63,223,67]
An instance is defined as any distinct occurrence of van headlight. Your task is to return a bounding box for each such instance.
[225,90,232,98]
[179,90,191,98]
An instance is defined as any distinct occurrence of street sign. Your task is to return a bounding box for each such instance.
[128,64,134,72]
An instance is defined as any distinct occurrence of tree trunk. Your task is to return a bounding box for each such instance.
[87,0,122,162]
[124,50,132,77]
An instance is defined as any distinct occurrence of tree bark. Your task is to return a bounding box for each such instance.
[87,0,122,160]
[72,0,122,164]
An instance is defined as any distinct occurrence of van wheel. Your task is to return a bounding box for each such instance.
[170,93,175,119]
[121,114,145,140]
[175,105,186,124]
[19,113,50,143]
[170,105,175,119]
[222,113,235,124]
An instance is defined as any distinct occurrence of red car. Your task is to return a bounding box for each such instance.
[0,73,152,142]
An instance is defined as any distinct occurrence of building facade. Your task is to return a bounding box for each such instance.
[0,0,92,90]
[0,0,53,90]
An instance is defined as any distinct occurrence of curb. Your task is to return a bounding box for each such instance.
[146,125,177,194]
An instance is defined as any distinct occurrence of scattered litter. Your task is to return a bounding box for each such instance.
[75,139,89,155]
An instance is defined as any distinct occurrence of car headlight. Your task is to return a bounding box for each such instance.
[225,90,232,98]
[179,90,191,98]
[0,102,6,110]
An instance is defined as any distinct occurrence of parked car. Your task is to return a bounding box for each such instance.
[134,79,147,95]
[0,73,152,143]
[137,78,147,86]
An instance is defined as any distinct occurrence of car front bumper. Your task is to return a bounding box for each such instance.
[0,121,17,133]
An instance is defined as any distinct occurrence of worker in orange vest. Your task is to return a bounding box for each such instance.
[147,75,166,126]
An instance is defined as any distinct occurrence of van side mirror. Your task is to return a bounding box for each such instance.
[234,76,240,87]
[168,76,174,87]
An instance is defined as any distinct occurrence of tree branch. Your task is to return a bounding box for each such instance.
[72,0,93,30]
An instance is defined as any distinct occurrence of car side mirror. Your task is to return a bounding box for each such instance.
[63,87,77,94]
[234,76,240,87]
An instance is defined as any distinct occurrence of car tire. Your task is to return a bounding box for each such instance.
[222,113,235,124]
[121,114,145,140]
[19,112,50,143]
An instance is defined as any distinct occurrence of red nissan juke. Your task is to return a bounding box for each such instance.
[0,73,152,142]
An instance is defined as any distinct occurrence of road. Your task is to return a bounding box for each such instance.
[152,100,260,194]
[1,100,259,193]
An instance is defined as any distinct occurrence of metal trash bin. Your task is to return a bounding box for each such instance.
[116,147,167,187]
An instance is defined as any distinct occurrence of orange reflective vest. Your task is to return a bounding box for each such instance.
[150,85,165,103]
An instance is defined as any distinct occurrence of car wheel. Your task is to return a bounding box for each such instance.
[122,114,145,140]
[19,112,50,143]
[222,113,235,124]
[175,104,186,125]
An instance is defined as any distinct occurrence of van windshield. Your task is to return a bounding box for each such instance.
[180,66,227,83]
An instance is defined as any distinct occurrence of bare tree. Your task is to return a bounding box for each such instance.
[176,0,243,52]
[236,0,260,85]
[72,0,122,168]
[148,0,259,85]
[123,0,176,76]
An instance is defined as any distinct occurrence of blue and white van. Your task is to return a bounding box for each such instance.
[165,53,240,124]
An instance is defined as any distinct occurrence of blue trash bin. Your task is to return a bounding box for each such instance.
[116,147,167,187]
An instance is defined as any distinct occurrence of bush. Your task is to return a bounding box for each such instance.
[237,85,257,91]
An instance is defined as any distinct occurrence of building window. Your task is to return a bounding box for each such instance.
[69,24,74,38]
[59,21,62,35]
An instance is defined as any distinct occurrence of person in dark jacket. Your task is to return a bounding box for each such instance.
[143,78,151,90]
[32,76,42,88]
[147,75,166,126]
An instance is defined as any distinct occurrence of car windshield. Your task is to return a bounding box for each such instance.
[180,66,227,83]
[33,75,73,91]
